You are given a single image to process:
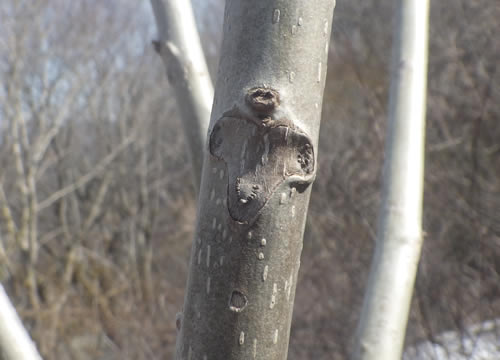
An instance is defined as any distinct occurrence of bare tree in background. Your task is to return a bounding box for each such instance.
[0,1,195,358]
[0,0,139,354]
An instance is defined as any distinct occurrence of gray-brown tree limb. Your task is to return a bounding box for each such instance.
[0,284,43,360]
[150,0,214,190]
[174,1,337,359]
[352,0,429,358]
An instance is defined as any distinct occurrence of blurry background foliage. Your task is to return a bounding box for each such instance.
[0,0,499,359]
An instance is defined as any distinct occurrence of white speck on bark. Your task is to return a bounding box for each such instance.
[270,283,278,309]
[287,274,293,301]
[262,134,270,164]
[206,245,211,267]
[272,9,280,24]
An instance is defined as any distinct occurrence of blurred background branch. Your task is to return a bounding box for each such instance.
[0,284,43,360]
[150,0,214,191]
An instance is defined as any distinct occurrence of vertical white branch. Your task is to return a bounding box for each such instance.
[353,1,430,359]
[149,0,214,190]
[0,285,43,360]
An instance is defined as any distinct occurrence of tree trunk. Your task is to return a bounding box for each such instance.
[174,1,336,359]
[150,0,214,190]
[0,285,43,360]
[352,0,429,359]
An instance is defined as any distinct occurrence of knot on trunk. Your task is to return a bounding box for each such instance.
[209,109,315,224]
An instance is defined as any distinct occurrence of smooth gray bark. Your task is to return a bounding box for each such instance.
[0,285,43,360]
[352,0,429,359]
[175,1,336,359]
[150,0,214,190]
